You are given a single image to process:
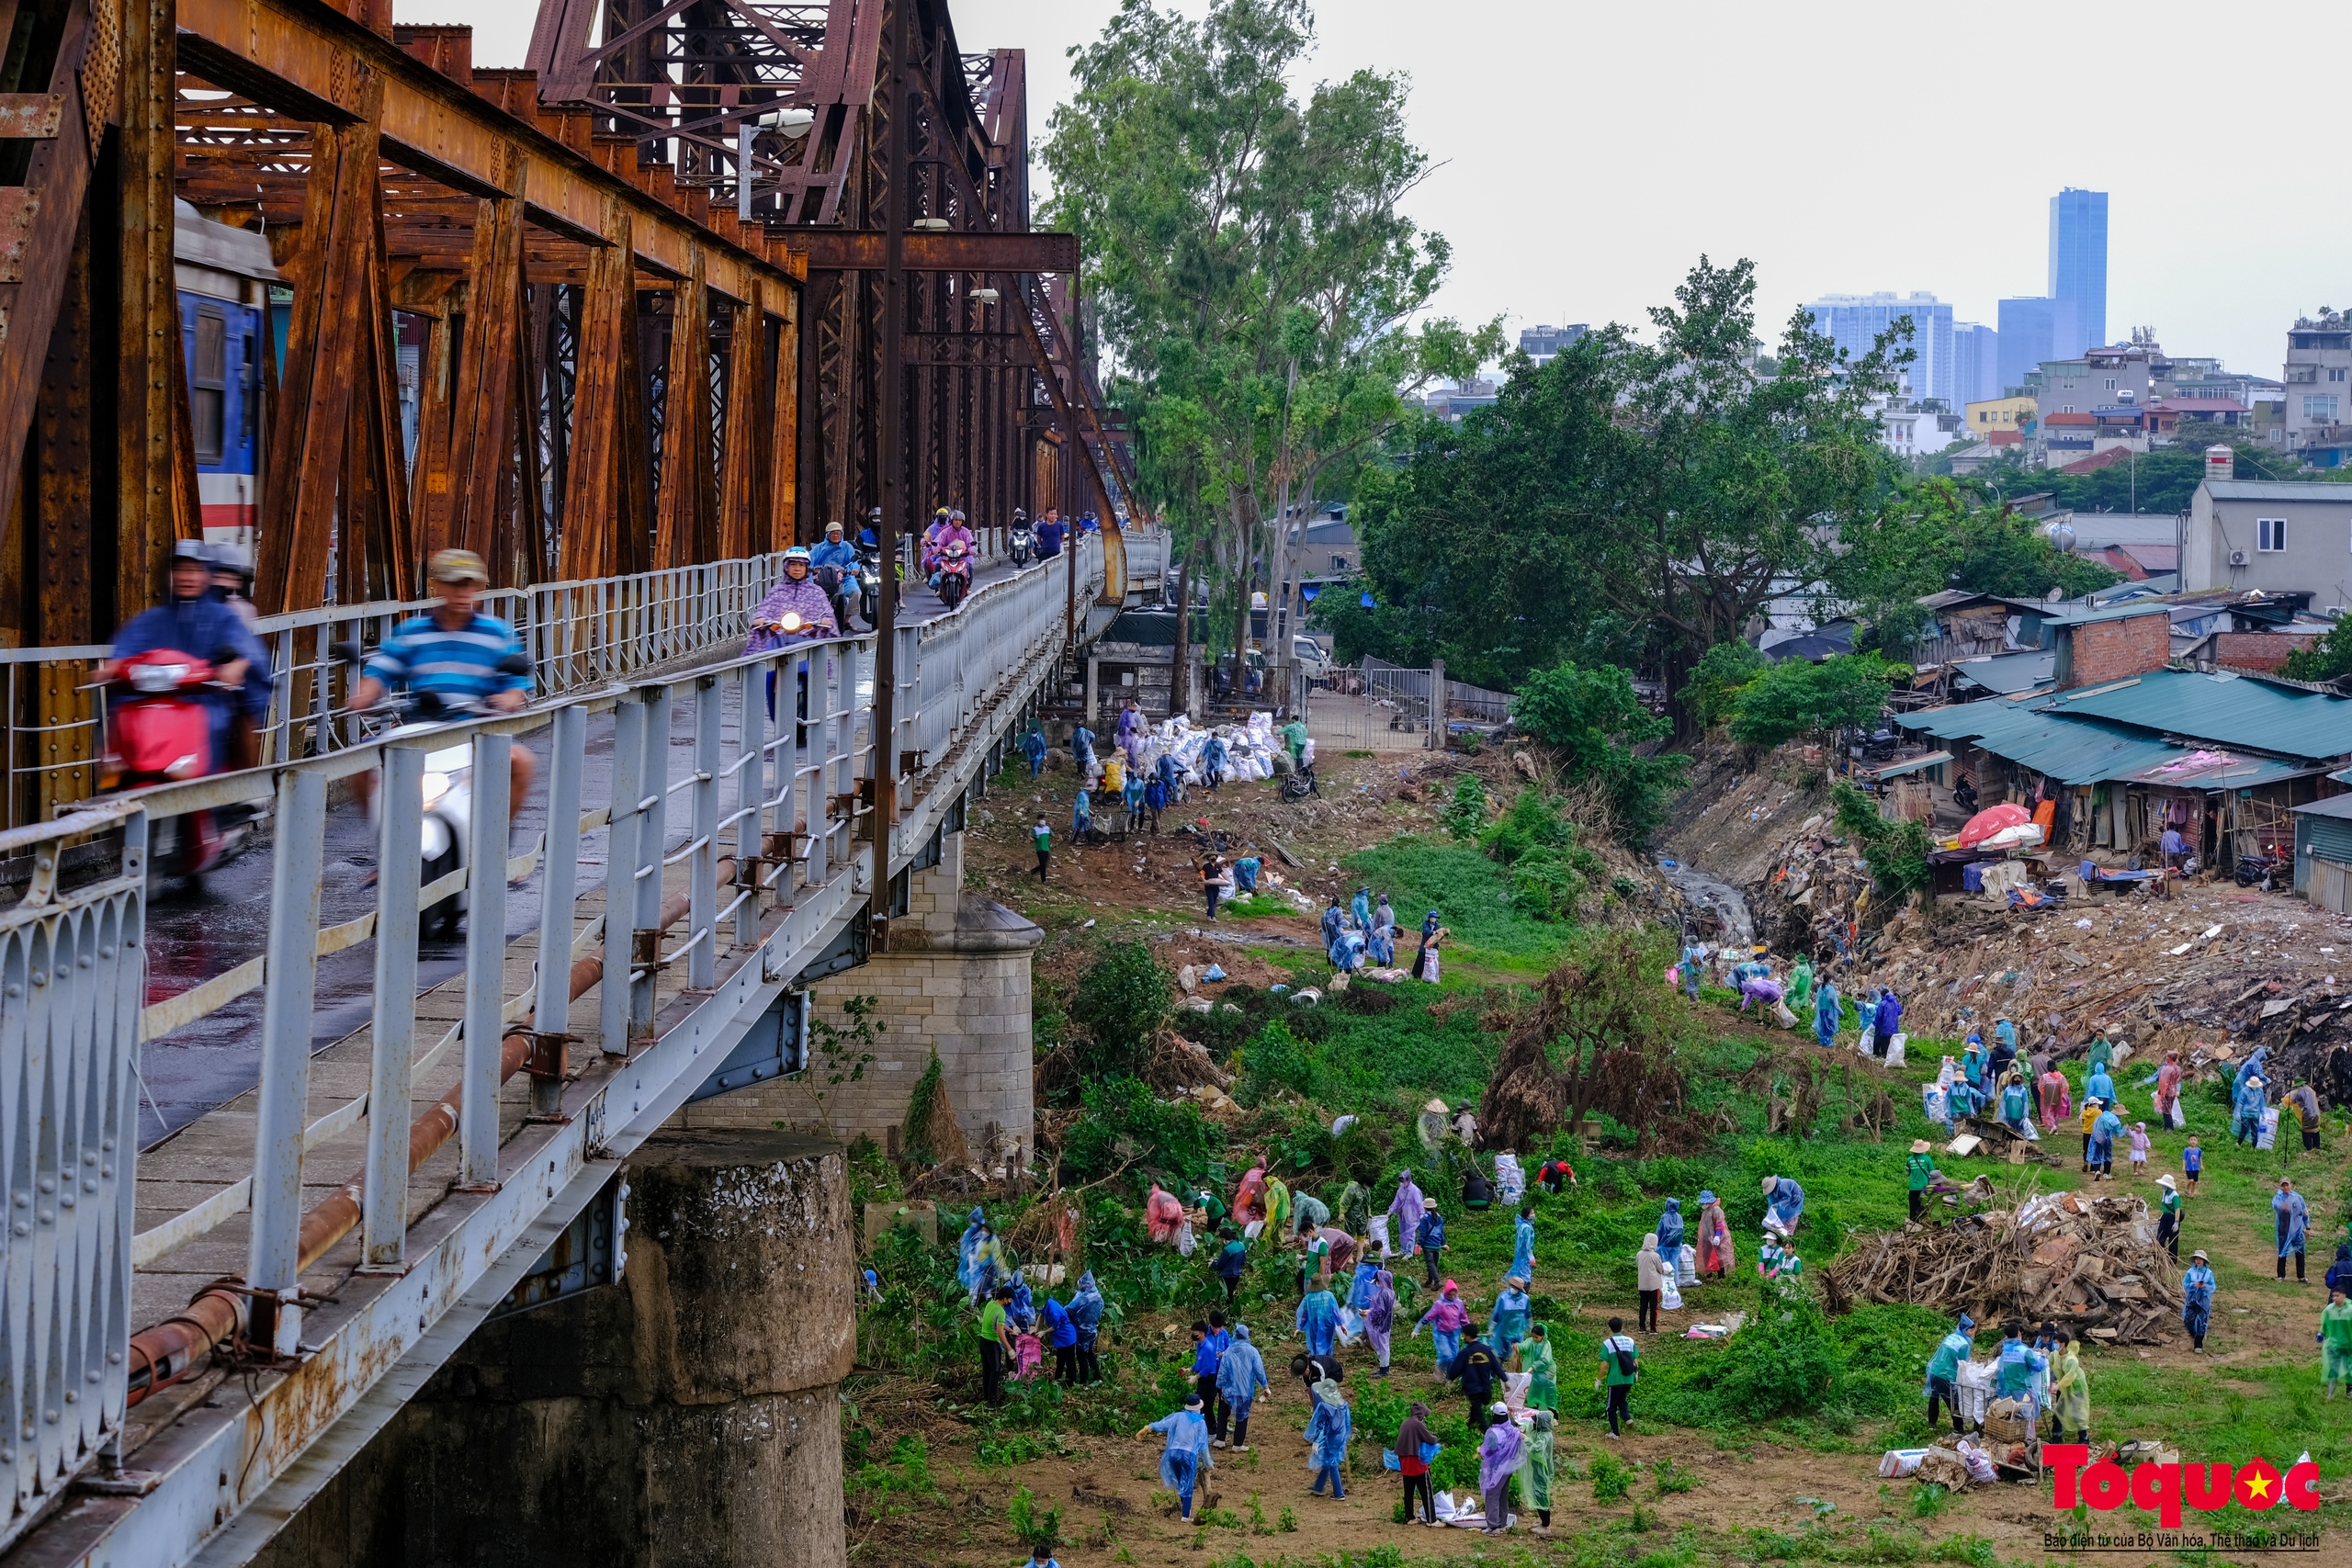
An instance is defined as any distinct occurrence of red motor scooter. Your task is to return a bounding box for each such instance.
[100,647,252,881]
[934,539,974,611]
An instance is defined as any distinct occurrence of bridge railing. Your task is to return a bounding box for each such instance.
[0,541,1091,1558]
[0,556,792,832]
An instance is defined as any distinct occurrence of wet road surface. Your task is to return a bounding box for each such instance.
[135,547,1071,1149]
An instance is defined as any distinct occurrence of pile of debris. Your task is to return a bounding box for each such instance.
[1825,1183,2182,1345]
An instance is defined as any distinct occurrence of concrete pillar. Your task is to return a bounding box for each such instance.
[683,829,1045,1162]
[1428,657,1445,749]
[1085,655,1099,723]
[251,1131,854,1568]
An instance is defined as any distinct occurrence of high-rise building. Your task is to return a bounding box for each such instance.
[2049,188,2109,355]
[1519,323,1588,366]
[1996,296,2078,397]
[1952,322,2000,406]
[1803,292,1954,404]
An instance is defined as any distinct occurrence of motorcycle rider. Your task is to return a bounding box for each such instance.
[857,508,881,550]
[104,539,271,781]
[747,547,839,652]
[208,542,262,631]
[922,507,975,590]
[345,547,537,831]
[809,521,860,628]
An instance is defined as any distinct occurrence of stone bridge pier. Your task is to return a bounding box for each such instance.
[680,826,1043,1161]
[253,1131,854,1568]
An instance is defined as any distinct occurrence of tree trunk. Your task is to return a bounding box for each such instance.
[1170,549,1193,716]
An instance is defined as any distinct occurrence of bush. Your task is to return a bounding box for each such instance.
[1069,942,1172,1078]
[1442,774,1487,840]
[1726,653,1910,749]
[1480,789,1607,922]
[1059,1076,1218,1183]
[1590,1448,1632,1501]
[1831,779,1933,900]
[1680,638,1768,731]
[1510,660,1690,843]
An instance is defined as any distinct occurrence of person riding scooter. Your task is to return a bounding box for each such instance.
[747,548,839,652]
[922,508,974,586]
[103,538,270,780]
[809,521,859,630]
[345,548,537,832]
[857,508,881,550]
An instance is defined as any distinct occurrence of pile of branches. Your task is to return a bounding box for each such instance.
[1737,1045,1901,1142]
[1477,932,1698,1154]
[1035,1028,1232,1104]
[1824,1179,2182,1345]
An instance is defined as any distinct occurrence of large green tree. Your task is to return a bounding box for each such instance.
[1331,257,1899,694]
[1041,0,1496,685]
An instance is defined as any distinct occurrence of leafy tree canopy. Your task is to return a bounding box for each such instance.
[1725,653,1911,749]
[1510,661,1690,843]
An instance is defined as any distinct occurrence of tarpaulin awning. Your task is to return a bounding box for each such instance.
[1872,750,1952,780]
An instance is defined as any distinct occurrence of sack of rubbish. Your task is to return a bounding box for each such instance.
[1291,987,1321,1005]
[1494,1153,1526,1203]
[1885,1032,1907,1068]
[2257,1107,2278,1150]
[1956,1437,1999,1484]
[1658,1277,1683,1311]
[1770,1000,1799,1029]
[1915,1448,1972,1490]
[1878,1449,1928,1479]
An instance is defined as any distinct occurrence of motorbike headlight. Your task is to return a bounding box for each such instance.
[780,612,804,633]
[421,770,455,810]
[130,663,188,694]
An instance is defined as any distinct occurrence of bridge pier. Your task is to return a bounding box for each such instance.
[252,1131,853,1568]
[681,830,1042,1160]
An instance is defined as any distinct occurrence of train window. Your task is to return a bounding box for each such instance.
[241,333,257,442]
[192,309,228,463]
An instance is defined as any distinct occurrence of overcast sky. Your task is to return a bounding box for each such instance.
[414,0,2345,379]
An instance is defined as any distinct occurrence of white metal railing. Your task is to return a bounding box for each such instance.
[0,556,791,831]
[4,539,1087,1565]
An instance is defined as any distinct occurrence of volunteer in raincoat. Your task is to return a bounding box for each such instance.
[1696,1190,1734,1277]
[1489,1277,1532,1360]
[1305,1378,1352,1499]
[2050,1335,2090,1443]
[1788,954,1814,1010]
[2278,1177,2312,1283]
[1234,1158,1268,1230]
[1923,1312,1973,1434]
[1654,1198,1684,1278]
[1069,1270,1105,1382]
[1215,1324,1269,1450]
[1476,1404,1523,1534]
[1510,1205,1539,1283]
[956,1208,990,1295]
[1516,1322,1559,1411]
[2000,1074,2034,1135]
[1137,1396,1214,1521]
[1760,1175,1804,1238]
[1417,1280,1468,1371]
[1519,1408,1557,1535]
[1995,1324,2047,1426]
[1389,1169,1428,1253]
[1146,1181,1185,1245]
[1337,1179,1372,1239]
[1364,1268,1397,1377]
[1296,1280,1340,1358]
[2183,1250,2217,1350]
[2235,1073,2269,1145]
[1813,978,1841,1048]
[1263,1173,1293,1247]
[1351,886,1374,932]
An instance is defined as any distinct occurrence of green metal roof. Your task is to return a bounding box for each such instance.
[2045,669,2352,762]
[2038,602,2173,628]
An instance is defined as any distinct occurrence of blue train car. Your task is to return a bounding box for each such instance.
[174,200,277,554]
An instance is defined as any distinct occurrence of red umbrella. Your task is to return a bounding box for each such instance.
[1958,804,2032,848]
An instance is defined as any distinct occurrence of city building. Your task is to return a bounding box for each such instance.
[1997,296,2077,397]
[2041,411,2096,468]
[1874,398,1964,458]
[1418,378,1499,423]
[2282,310,2352,465]
[1804,292,1955,404]
[2185,451,2352,602]
[1964,395,2036,438]
[1952,321,2000,405]
[2049,188,2109,355]
[2031,340,2163,417]
[1519,323,1588,366]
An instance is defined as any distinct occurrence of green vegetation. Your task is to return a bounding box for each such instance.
[1340,834,1575,962]
[1068,939,1173,1078]
[1510,660,1690,842]
[1479,787,1608,921]
[1680,639,1769,732]
[1441,774,1487,840]
[1725,655,1912,750]
[1830,478,2120,653]
[2284,612,2352,682]
[1830,779,1933,899]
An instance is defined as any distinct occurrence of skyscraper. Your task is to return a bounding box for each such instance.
[1951,322,2000,405]
[1996,296,2079,398]
[1803,292,1954,404]
[2048,188,2109,355]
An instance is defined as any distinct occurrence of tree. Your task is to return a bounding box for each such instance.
[1510,660,1690,843]
[1827,478,2118,652]
[1345,256,1902,703]
[1476,931,1700,1153]
[1679,638,1767,731]
[1041,0,1498,689]
[1725,654,1909,749]
[2282,616,2352,682]
[1068,941,1173,1079]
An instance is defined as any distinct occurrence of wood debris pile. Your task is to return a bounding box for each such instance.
[1825,1182,2181,1344]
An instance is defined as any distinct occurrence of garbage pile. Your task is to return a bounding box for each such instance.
[1825,1184,2182,1345]
[1119,712,1295,785]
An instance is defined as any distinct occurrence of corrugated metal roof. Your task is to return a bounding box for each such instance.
[2040,602,2173,627]
[1952,651,2054,695]
[1872,750,1952,780]
[2048,668,2352,761]
[2292,794,2352,819]
[2203,480,2352,502]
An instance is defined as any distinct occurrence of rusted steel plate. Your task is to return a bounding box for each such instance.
[0,94,65,139]
[785,228,1080,274]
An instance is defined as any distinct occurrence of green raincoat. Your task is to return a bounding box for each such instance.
[2051,1348,2090,1432]
[1517,1328,1559,1411]
[1518,1410,1555,1511]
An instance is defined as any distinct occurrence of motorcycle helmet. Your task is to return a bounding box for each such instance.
[1012,509,1027,523]
[783,546,812,576]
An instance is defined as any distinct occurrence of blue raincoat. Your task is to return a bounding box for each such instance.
[1349,1258,1380,1314]
[2182,1262,2216,1339]
[1296,1289,1340,1357]
[1215,1324,1269,1415]
[1043,1296,1077,1348]
[1203,735,1228,782]
[1489,1284,1531,1359]
[1996,1336,2047,1409]
[1010,1275,1036,1329]
[2086,1068,2115,1105]
[2234,1075,2267,1136]
[1069,1271,1104,1349]
[956,1208,989,1294]
[1019,729,1046,778]
[1654,1200,1683,1274]
[2277,1188,2310,1257]
[1320,904,1346,949]
[1328,926,1365,972]
[1764,1178,1805,1231]
[1304,1381,1351,1474]
[2233,1046,2269,1100]
[1510,1213,1538,1282]
[1351,888,1373,931]
[1233,855,1261,893]
[1147,1408,1212,1512]
[1814,981,1841,1047]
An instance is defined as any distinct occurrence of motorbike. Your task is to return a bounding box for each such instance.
[2234,844,2289,890]
[854,543,894,627]
[338,646,534,938]
[935,539,974,612]
[101,647,254,881]
[1009,521,1035,567]
[1280,761,1319,802]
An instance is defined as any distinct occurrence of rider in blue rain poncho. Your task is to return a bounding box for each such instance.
[1137,1396,1214,1521]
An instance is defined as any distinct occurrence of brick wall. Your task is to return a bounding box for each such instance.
[673,833,1043,1160]
[2211,630,2319,673]
[2062,614,2170,688]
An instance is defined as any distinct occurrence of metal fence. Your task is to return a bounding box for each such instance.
[0,555,796,832]
[1307,660,1514,751]
[0,534,1102,1561]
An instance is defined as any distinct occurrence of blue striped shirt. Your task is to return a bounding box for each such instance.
[364,613,529,701]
